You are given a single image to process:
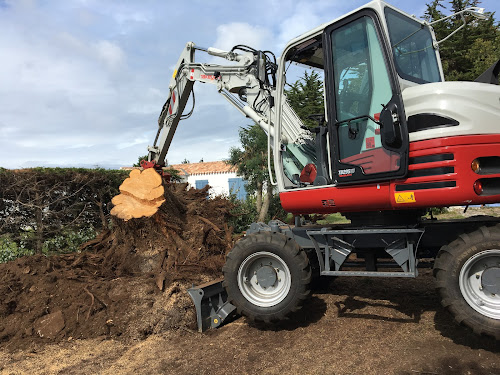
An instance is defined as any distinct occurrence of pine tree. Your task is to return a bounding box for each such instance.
[285,71,325,128]
[425,0,500,81]
[227,71,325,223]
[227,125,273,222]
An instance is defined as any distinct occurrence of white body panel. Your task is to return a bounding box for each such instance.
[403,82,500,142]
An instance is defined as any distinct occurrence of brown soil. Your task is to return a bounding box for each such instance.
[1,192,499,374]
[1,269,499,374]
[0,184,233,349]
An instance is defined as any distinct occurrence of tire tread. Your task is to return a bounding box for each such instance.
[434,225,500,341]
[223,231,311,323]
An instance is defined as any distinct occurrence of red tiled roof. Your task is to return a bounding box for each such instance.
[169,161,236,176]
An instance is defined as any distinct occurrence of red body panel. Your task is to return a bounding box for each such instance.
[280,135,500,214]
[342,147,400,174]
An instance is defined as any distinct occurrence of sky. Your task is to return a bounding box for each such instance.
[1,0,499,169]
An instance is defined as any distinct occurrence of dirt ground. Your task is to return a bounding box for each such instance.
[1,268,499,375]
[1,192,499,375]
[0,184,232,350]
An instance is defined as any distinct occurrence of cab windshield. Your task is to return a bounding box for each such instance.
[385,7,441,83]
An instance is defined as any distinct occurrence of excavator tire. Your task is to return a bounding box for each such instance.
[434,225,500,340]
[222,232,311,323]
[110,168,165,221]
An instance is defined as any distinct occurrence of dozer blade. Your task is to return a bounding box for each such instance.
[187,278,237,332]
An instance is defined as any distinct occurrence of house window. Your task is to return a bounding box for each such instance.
[228,178,247,200]
[195,179,209,189]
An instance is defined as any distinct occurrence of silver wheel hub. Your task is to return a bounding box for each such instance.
[481,267,500,295]
[237,251,291,307]
[459,249,500,320]
[256,265,278,288]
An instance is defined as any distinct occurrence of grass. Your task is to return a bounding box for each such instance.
[316,213,350,225]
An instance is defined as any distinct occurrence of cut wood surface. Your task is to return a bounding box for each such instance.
[110,169,165,220]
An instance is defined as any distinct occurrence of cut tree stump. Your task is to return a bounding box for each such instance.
[110,168,165,221]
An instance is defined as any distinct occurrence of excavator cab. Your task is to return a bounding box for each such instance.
[277,5,424,192]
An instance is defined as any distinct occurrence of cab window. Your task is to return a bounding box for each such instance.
[385,7,442,83]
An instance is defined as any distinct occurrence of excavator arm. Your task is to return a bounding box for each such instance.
[148,42,273,165]
[147,42,310,168]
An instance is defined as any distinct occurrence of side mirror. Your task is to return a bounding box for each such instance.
[380,102,402,149]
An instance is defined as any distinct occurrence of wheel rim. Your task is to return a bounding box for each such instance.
[459,249,500,320]
[237,251,292,307]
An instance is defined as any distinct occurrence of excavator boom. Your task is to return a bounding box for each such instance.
[147,42,311,172]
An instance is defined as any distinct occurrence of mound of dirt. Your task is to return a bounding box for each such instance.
[0,183,234,349]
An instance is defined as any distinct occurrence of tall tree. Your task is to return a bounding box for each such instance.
[227,125,272,222]
[285,71,325,128]
[227,70,325,223]
[425,0,500,81]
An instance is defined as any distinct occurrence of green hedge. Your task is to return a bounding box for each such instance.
[0,168,129,261]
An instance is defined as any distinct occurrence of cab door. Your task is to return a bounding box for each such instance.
[323,10,408,185]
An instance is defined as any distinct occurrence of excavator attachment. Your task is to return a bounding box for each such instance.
[110,168,165,220]
[187,279,237,332]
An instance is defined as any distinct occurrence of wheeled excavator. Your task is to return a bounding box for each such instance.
[141,0,500,339]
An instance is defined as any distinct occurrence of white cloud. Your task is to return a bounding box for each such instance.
[117,136,149,150]
[94,40,126,70]
[277,3,322,48]
[57,31,88,53]
[114,11,150,25]
[128,87,165,114]
[275,0,353,50]
[213,22,274,51]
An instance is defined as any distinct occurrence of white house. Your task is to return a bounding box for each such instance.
[169,161,247,199]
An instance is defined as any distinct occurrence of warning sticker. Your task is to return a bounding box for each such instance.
[395,192,416,204]
[366,137,375,149]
